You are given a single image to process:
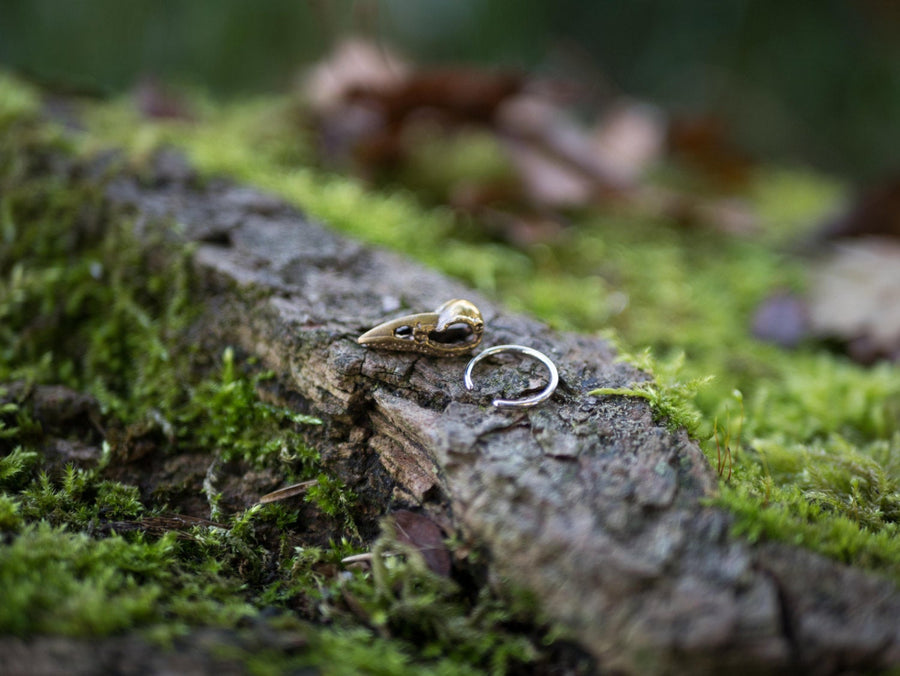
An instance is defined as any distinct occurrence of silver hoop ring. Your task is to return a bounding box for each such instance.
[464,344,559,409]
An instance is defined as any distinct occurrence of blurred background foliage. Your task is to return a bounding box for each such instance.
[2,0,900,179]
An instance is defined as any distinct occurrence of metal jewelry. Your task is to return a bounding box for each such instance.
[464,344,559,408]
[357,299,484,357]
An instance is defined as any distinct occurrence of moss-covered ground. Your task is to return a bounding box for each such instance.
[2,70,899,672]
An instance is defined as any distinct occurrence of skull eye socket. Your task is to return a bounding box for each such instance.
[394,325,414,339]
[429,322,478,345]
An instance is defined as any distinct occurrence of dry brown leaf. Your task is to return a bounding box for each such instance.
[374,69,522,127]
[667,114,753,191]
[390,509,451,577]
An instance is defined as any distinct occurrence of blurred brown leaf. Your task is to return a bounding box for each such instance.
[501,134,595,208]
[370,69,523,127]
[653,190,758,235]
[667,114,753,191]
[390,509,451,577]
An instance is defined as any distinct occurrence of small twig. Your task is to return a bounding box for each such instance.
[258,479,318,504]
[340,551,398,565]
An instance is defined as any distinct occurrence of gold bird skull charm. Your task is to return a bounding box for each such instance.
[357,299,484,357]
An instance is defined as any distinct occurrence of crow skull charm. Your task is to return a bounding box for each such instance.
[357,299,484,357]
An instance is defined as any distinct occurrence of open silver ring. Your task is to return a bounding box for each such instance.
[464,344,559,409]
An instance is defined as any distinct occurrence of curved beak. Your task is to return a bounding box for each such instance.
[357,312,440,349]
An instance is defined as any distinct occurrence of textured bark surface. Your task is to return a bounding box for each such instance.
[22,149,900,674]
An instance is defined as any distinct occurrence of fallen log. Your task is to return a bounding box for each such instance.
[83,149,900,673]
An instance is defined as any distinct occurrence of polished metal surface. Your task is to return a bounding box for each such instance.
[464,344,559,408]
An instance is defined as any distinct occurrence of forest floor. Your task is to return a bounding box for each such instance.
[1,62,899,674]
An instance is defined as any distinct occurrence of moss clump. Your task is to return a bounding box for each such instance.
[589,347,714,435]
[348,522,540,673]
[0,524,257,637]
[181,347,322,469]
[80,89,900,585]
[19,466,144,529]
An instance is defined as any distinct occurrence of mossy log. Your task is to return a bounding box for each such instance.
[54,151,900,673]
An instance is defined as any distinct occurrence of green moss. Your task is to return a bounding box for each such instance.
[305,473,356,522]
[0,155,275,633]
[589,347,714,435]
[0,89,287,640]
[307,628,468,676]
[332,521,546,675]
[0,524,165,636]
[0,73,41,126]
[0,155,187,417]
[181,347,322,469]
[0,493,23,532]
[0,522,261,638]
[16,465,144,530]
[0,446,40,491]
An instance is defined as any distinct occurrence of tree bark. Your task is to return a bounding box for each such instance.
[89,150,900,673]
